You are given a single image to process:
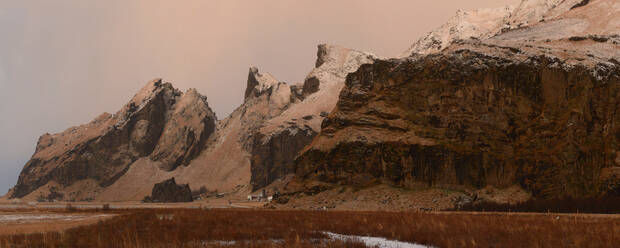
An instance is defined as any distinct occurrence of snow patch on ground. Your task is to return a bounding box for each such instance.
[323,232,431,248]
[199,232,431,247]
[0,214,112,224]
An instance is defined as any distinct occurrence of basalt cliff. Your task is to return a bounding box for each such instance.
[291,0,620,203]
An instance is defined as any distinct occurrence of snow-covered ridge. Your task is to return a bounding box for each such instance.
[260,44,377,136]
[401,0,584,56]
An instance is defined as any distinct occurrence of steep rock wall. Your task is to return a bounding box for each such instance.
[249,45,377,190]
[296,48,620,198]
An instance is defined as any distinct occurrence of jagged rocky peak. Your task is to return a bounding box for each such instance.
[150,88,217,171]
[129,78,178,106]
[401,0,585,56]
[245,67,281,99]
[242,66,293,117]
[302,44,377,96]
[314,44,330,68]
[11,79,217,200]
[119,79,180,118]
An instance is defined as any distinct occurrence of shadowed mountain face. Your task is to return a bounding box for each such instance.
[11,80,217,199]
[294,0,620,198]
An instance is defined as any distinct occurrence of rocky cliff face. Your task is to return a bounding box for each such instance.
[249,44,376,190]
[296,0,620,199]
[11,79,217,200]
[151,89,217,171]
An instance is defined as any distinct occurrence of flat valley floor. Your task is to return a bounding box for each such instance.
[0,201,619,248]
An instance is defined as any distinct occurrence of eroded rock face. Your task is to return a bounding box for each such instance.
[250,126,317,190]
[297,42,620,198]
[149,178,193,203]
[11,79,217,199]
[151,89,217,171]
[291,0,620,201]
[248,44,377,190]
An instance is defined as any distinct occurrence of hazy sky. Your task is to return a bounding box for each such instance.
[0,0,519,195]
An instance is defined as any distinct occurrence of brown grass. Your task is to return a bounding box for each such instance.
[455,196,620,214]
[0,209,619,247]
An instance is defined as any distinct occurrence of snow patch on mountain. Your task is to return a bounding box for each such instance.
[401,0,585,56]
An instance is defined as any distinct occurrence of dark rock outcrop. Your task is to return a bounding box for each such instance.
[315,44,329,68]
[149,178,193,203]
[570,0,590,10]
[302,76,320,97]
[250,126,317,190]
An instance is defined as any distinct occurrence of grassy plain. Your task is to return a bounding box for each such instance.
[0,206,619,248]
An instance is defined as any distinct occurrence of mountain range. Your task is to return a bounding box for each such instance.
[6,0,619,210]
